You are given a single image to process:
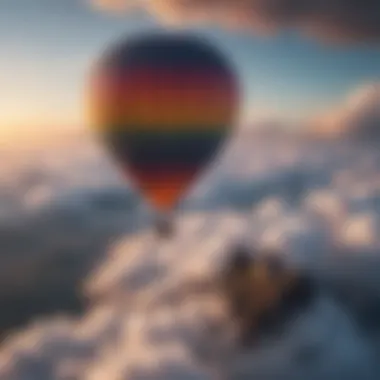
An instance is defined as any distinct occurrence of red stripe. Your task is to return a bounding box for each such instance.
[96,68,238,96]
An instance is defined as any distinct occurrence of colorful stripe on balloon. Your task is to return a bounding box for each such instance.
[91,67,238,131]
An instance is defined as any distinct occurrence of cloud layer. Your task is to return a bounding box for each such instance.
[1,83,380,378]
[4,132,380,378]
[91,0,380,43]
[0,131,144,339]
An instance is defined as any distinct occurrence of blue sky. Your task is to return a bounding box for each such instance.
[1,0,380,131]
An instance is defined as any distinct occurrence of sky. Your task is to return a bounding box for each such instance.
[1,0,380,135]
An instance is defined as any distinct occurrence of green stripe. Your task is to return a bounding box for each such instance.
[103,127,227,140]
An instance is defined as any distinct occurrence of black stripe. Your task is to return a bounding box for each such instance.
[104,131,226,166]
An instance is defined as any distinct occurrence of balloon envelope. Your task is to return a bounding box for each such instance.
[90,32,239,211]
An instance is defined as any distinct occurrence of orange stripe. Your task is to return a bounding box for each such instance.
[125,167,196,210]
[143,184,187,210]
[138,180,193,210]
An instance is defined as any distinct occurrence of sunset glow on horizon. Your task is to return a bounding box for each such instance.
[1,0,380,137]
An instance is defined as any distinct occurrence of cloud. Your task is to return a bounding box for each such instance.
[0,131,144,341]
[311,83,380,139]
[3,127,380,378]
[5,115,380,378]
[90,0,380,43]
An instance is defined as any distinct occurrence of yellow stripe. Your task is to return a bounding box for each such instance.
[93,105,235,132]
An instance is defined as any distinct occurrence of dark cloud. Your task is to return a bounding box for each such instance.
[312,83,380,139]
[0,133,145,342]
[92,0,380,43]
[342,84,380,140]
[0,186,142,341]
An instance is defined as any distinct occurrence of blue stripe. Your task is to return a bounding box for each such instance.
[104,130,226,167]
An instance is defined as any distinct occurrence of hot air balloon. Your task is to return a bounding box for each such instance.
[89,32,240,237]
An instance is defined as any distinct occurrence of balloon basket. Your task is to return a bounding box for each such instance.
[154,212,175,239]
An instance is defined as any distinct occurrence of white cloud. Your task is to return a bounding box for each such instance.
[2,129,380,378]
